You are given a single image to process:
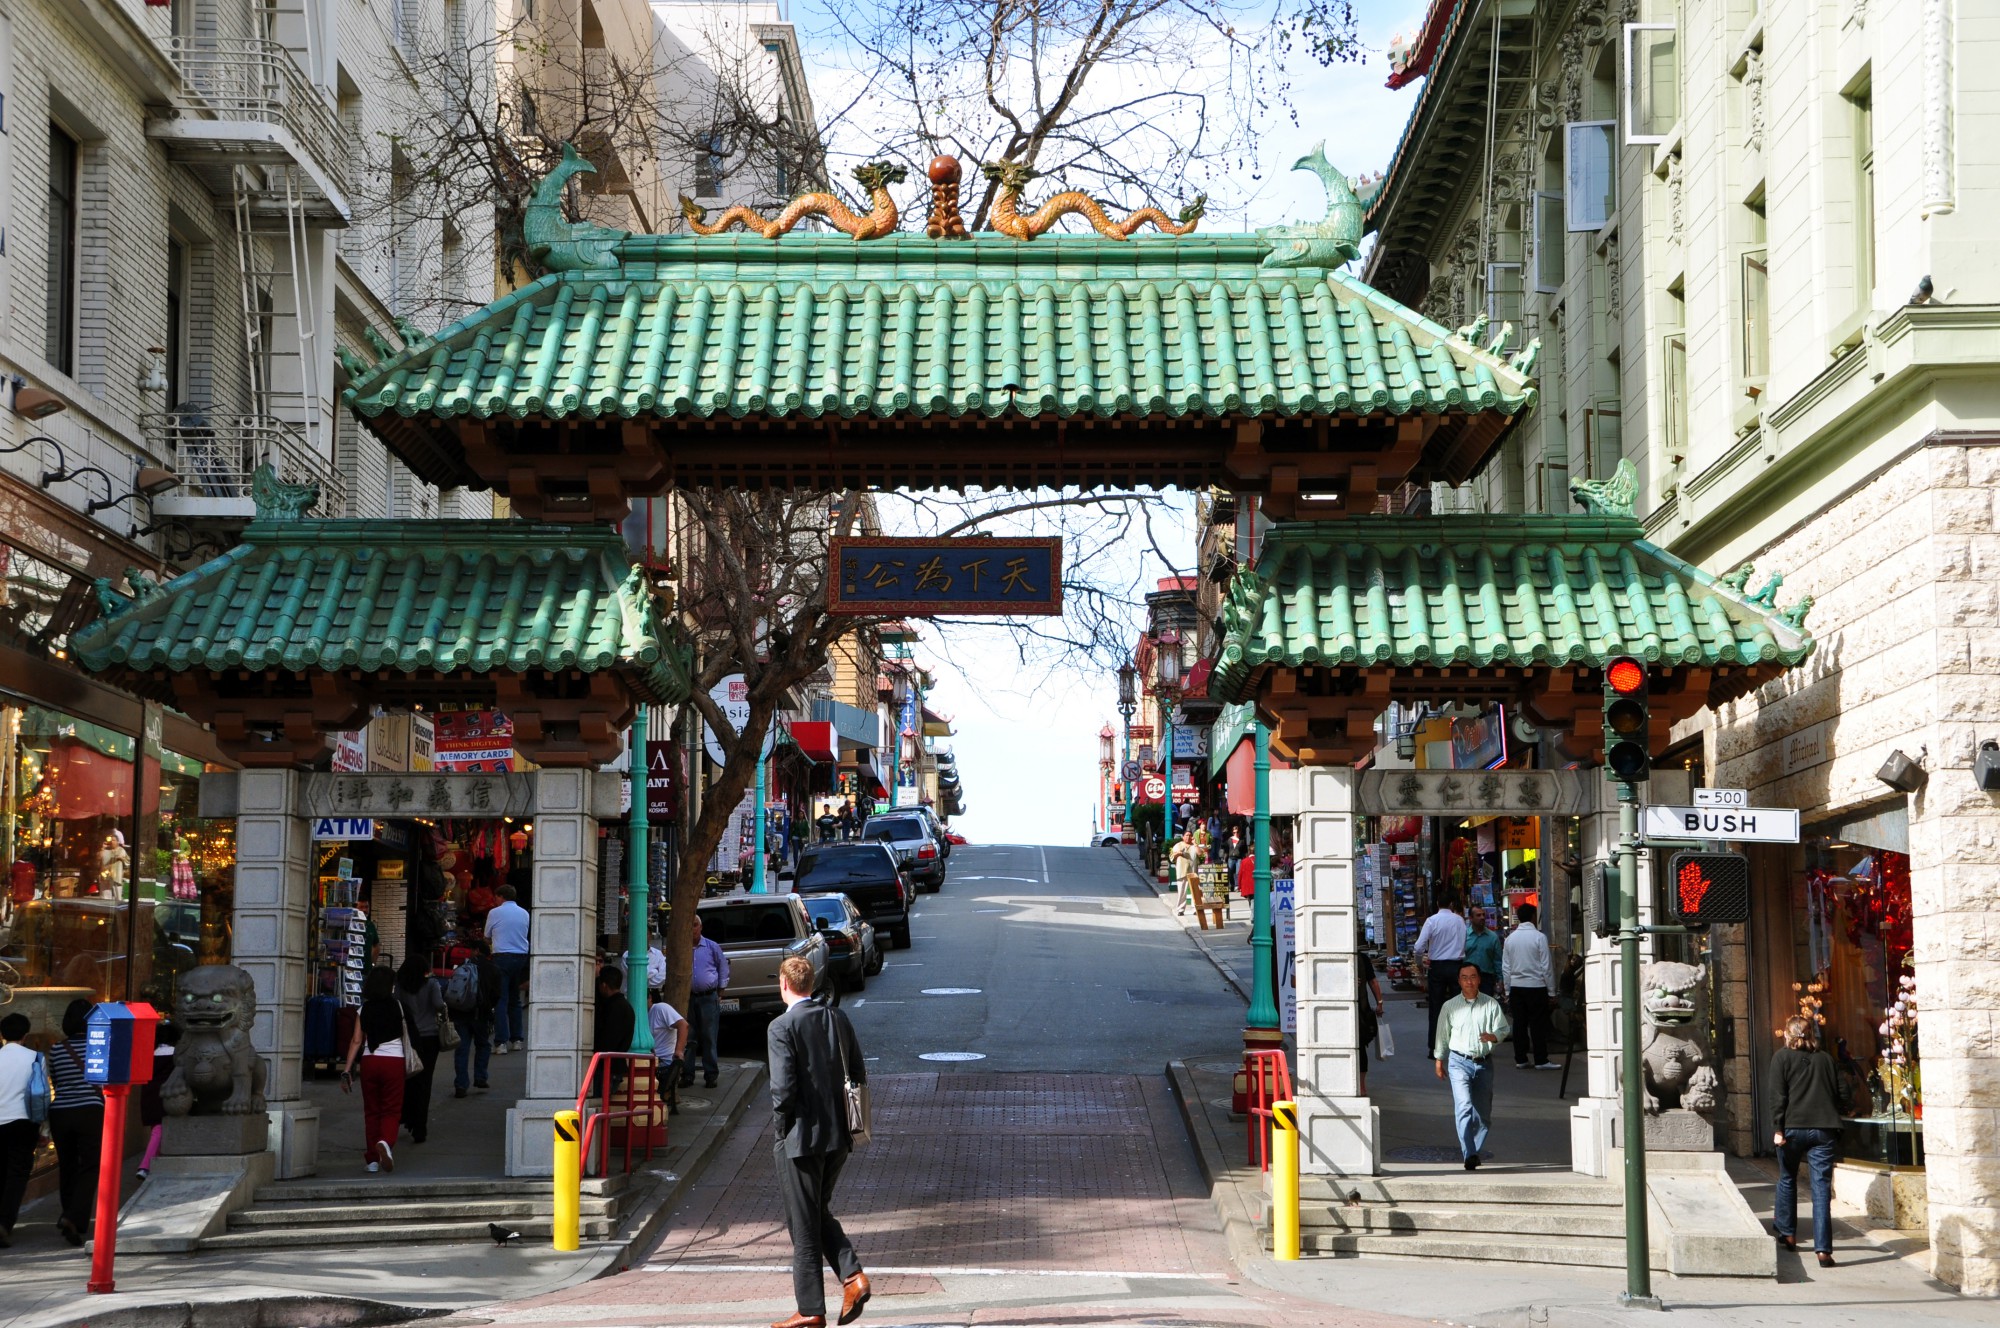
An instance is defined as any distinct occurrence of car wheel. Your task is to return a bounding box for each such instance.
[821,979,842,1008]
[846,967,867,993]
[865,947,884,976]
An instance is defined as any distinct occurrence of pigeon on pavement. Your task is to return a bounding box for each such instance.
[488,1222,522,1246]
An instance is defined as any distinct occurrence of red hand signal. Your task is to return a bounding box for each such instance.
[1678,860,1709,916]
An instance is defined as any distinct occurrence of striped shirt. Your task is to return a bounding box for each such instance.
[47,1037,104,1110]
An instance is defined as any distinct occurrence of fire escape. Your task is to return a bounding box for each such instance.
[146,1,351,526]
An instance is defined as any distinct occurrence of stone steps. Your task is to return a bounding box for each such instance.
[1314,1200,1627,1240]
[1293,1172,1632,1270]
[1301,1228,1631,1267]
[202,1177,629,1250]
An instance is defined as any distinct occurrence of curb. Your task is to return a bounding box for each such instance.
[1165,1058,1268,1274]
[12,1065,768,1328]
[588,1059,767,1276]
[1115,846,1253,1003]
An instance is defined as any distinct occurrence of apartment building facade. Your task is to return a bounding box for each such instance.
[1366,0,1999,1293]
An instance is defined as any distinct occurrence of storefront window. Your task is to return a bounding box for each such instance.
[0,702,235,1040]
[1797,822,1920,1164]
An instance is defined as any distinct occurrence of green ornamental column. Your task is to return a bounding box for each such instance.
[1246,717,1278,1029]
[626,704,654,1054]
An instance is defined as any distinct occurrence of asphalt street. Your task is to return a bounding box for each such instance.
[435,842,1417,1328]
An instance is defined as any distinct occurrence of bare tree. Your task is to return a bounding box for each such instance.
[655,485,1182,1012]
[361,8,828,313]
[814,0,1362,230]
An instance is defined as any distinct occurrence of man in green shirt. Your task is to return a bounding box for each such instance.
[1433,960,1512,1169]
[1463,906,1503,998]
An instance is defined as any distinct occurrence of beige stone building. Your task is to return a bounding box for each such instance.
[1365,0,2000,1292]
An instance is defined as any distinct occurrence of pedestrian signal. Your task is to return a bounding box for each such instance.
[1586,859,1620,938]
[1602,656,1650,784]
[1668,851,1751,927]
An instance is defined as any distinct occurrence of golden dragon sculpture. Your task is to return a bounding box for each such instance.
[981,161,1206,240]
[680,161,907,240]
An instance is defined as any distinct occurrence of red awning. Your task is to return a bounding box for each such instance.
[791,721,838,763]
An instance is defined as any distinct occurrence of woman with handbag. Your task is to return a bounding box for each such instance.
[342,967,409,1172]
[395,956,446,1145]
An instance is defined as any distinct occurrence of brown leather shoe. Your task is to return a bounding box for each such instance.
[838,1272,872,1325]
[770,1315,825,1328]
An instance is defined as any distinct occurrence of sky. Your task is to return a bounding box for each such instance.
[791,3,1432,845]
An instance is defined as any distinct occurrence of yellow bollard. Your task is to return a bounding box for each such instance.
[553,1109,581,1251]
[1271,1099,1300,1260]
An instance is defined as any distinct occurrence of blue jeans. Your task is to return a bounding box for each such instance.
[686,990,722,1082]
[493,952,530,1045]
[1448,1051,1495,1161]
[453,1014,493,1090]
[1776,1127,1839,1252]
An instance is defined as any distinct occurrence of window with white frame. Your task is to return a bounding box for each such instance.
[1741,250,1769,380]
[1624,24,1679,144]
[1487,262,1524,325]
[1533,190,1566,291]
[1663,332,1688,464]
[1565,121,1616,230]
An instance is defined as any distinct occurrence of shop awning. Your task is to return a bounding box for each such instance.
[1211,507,1816,763]
[810,698,878,751]
[791,721,839,763]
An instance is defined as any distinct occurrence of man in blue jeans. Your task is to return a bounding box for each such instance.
[683,915,731,1088]
[485,885,532,1051]
[1433,960,1512,1169]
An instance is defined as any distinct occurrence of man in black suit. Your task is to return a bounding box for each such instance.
[767,955,870,1328]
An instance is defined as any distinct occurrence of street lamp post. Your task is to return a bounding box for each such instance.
[1156,630,1182,844]
[1116,662,1138,840]
[1098,724,1114,832]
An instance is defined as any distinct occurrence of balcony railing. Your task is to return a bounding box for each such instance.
[157,37,354,194]
[143,413,347,520]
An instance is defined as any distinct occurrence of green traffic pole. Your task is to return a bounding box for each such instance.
[1245,718,1279,1030]
[1616,788,1659,1308]
[752,748,768,893]
[626,703,654,1054]
[1163,714,1175,843]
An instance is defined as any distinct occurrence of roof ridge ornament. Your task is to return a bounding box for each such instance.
[94,568,166,620]
[251,462,320,522]
[681,161,906,240]
[981,161,1205,240]
[1258,140,1367,270]
[1568,458,1639,519]
[525,143,630,272]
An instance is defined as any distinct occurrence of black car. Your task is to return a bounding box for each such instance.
[794,842,913,948]
[859,816,946,892]
[801,894,882,991]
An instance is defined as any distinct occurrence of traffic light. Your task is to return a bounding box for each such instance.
[1586,858,1621,938]
[1669,851,1751,927]
[1602,655,1650,784]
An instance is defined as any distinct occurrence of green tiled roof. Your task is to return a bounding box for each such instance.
[345,233,1537,433]
[1211,515,1815,702]
[71,520,691,703]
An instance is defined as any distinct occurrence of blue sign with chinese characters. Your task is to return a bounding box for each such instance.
[829,537,1063,616]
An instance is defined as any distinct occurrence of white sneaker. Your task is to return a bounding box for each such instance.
[512,1040,525,1051]
[367,1162,380,1173]
[492,1043,509,1056]
[378,1141,395,1172]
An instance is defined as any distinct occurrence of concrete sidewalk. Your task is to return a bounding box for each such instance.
[2,1059,767,1328]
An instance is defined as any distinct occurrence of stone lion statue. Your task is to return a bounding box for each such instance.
[160,964,268,1116]
[1640,959,1719,1116]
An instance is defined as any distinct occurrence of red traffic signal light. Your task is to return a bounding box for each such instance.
[1607,656,1647,696]
[1669,851,1751,926]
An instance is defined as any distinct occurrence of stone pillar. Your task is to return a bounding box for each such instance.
[1570,769,1687,1177]
[1291,764,1378,1175]
[228,769,319,1178]
[506,769,602,1176]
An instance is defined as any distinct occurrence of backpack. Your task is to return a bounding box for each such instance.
[25,1051,51,1125]
[444,958,480,1012]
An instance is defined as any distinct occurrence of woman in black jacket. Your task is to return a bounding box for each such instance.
[396,956,446,1144]
[1768,1016,1843,1266]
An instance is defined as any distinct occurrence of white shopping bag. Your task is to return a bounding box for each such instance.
[1375,1019,1396,1059]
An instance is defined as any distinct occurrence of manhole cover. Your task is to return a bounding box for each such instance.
[675,1097,713,1110]
[919,1052,987,1062]
[1387,1145,1491,1163]
[921,987,982,996]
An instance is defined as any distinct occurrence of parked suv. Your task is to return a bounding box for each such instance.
[694,893,830,1016]
[860,814,947,892]
[795,842,913,948]
[873,805,953,859]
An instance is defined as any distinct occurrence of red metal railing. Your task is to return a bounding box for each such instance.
[1245,1048,1292,1172]
[575,1052,666,1176]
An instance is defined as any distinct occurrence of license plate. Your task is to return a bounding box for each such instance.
[719,998,740,1013]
